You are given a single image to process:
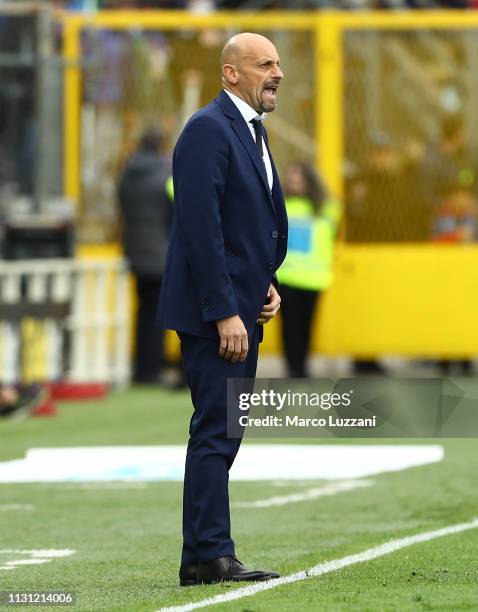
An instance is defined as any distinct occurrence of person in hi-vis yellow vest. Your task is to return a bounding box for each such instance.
[277,162,341,378]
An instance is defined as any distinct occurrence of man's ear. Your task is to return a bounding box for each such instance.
[223,64,239,85]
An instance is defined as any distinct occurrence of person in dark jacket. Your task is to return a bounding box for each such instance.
[118,128,172,384]
[0,384,47,419]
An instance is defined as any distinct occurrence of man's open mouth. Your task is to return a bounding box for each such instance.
[263,85,278,96]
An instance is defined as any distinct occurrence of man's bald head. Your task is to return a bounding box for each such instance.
[220,36,239,67]
[221,33,284,114]
[221,33,272,68]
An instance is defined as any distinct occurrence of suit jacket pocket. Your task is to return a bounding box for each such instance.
[225,253,242,276]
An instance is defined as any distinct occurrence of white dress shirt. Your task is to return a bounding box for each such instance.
[224,89,273,191]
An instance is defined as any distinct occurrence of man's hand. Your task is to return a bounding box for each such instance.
[257,283,281,325]
[217,315,249,362]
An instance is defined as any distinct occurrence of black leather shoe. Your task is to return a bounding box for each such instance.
[179,563,198,587]
[197,555,280,584]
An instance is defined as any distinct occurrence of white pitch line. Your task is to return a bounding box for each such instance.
[158,517,478,612]
[0,549,75,557]
[0,504,34,511]
[232,479,373,508]
[3,559,48,567]
[57,483,149,490]
[0,549,75,571]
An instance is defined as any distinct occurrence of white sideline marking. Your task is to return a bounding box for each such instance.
[233,479,373,508]
[0,504,33,511]
[159,517,478,612]
[58,482,148,490]
[0,549,75,571]
[0,445,444,482]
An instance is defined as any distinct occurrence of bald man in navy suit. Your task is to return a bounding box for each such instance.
[158,33,288,585]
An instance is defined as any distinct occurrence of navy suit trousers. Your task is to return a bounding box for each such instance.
[178,325,260,564]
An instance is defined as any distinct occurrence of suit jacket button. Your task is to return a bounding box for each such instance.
[267,263,274,270]
[271,230,278,238]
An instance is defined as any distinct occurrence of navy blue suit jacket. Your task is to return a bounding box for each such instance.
[157,90,288,340]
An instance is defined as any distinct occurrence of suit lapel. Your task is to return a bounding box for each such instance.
[231,119,275,208]
[216,91,276,212]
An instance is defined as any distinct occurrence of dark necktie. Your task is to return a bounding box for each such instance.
[250,118,263,158]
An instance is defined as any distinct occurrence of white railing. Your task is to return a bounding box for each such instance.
[0,258,131,386]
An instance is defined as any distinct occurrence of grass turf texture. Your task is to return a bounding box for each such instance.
[0,385,477,611]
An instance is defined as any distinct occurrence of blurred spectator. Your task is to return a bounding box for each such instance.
[417,114,476,234]
[277,162,341,378]
[118,128,173,384]
[432,185,478,244]
[420,115,466,203]
[0,384,47,419]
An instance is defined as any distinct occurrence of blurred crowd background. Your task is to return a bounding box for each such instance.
[35,1,478,11]
[1,0,478,416]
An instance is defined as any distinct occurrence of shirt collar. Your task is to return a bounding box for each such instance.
[224,89,267,124]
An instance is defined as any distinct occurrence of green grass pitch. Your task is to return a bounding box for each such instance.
[0,385,477,611]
